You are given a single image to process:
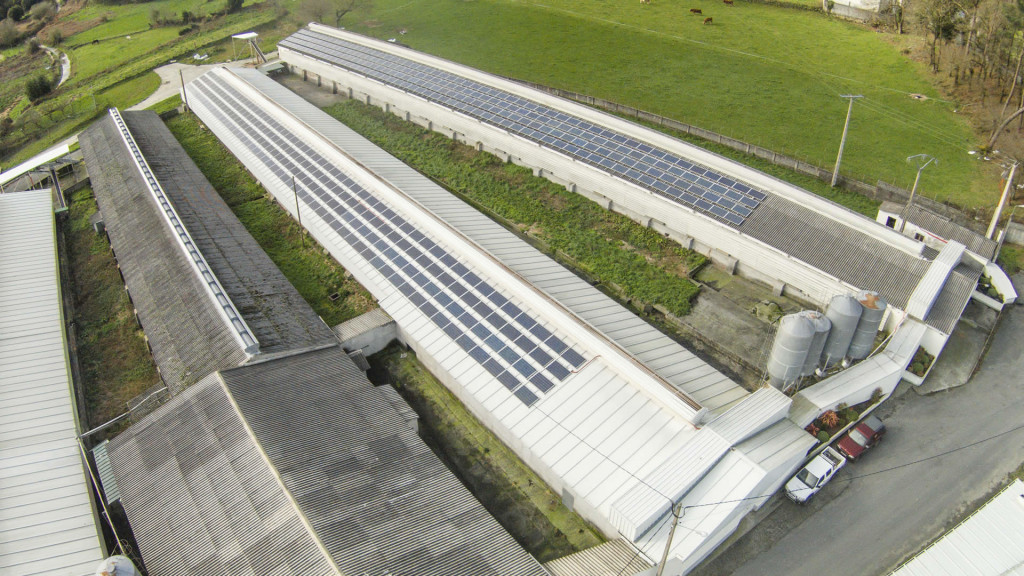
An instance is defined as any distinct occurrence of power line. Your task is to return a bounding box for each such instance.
[615,419,1024,574]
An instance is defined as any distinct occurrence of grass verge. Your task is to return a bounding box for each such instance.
[66,187,160,433]
[357,0,981,208]
[165,111,375,325]
[374,346,605,562]
[323,99,707,316]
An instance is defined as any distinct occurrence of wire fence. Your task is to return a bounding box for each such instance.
[515,80,985,232]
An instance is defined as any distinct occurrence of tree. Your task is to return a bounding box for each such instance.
[6,4,21,19]
[986,0,1024,149]
[225,0,243,13]
[0,18,19,47]
[917,0,960,72]
[299,0,369,27]
[25,73,53,101]
[891,0,906,34]
[28,0,53,20]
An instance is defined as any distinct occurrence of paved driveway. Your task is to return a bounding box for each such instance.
[694,304,1024,576]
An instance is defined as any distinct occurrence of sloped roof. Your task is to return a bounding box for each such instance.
[79,111,337,393]
[108,346,547,576]
[0,189,105,576]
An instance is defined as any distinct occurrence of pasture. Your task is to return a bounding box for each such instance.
[351,0,986,209]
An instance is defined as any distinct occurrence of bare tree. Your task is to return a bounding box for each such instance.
[917,0,960,72]
[986,0,1024,148]
[299,0,370,27]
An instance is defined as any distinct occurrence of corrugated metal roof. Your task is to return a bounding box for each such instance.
[79,114,249,393]
[880,201,996,259]
[219,346,548,576]
[121,111,337,355]
[106,374,337,576]
[228,68,748,414]
[90,440,120,505]
[0,144,70,186]
[0,189,105,576]
[332,307,394,342]
[544,539,652,576]
[740,195,929,310]
[705,387,791,445]
[890,479,1024,576]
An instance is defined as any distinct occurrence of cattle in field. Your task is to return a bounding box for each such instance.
[690,8,702,13]
[704,16,713,23]
[723,0,734,5]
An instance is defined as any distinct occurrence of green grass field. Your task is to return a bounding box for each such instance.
[351,0,986,209]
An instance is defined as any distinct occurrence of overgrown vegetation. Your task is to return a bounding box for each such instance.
[165,111,376,325]
[324,100,707,316]
[66,187,160,434]
[374,347,604,562]
[997,243,1024,274]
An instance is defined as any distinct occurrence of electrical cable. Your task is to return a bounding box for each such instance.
[613,419,1024,574]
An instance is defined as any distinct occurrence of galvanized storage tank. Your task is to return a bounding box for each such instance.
[847,290,888,360]
[799,310,832,377]
[820,294,863,368]
[767,313,815,388]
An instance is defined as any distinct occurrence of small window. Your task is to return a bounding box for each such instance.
[914,233,925,241]
[885,216,897,228]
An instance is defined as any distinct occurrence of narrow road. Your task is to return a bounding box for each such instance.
[41,45,70,87]
[131,59,255,111]
[694,304,1024,576]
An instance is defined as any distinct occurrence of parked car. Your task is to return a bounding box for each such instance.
[785,446,847,503]
[837,415,886,461]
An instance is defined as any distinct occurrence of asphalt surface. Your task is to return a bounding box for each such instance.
[693,303,1024,576]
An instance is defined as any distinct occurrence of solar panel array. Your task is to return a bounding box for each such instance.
[190,73,588,406]
[280,29,766,226]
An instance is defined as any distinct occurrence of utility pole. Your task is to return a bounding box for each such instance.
[292,176,305,248]
[656,502,684,576]
[995,204,1024,262]
[988,161,1019,239]
[831,94,863,187]
[179,69,189,111]
[899,154,936,233]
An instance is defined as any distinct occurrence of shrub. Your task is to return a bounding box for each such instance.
[841,407,859,423]
[0,18,20,47]
[25,73,53,100]
[870,387,884,404]
[45,28,60,45]
[7,4,22,19]
[25,36,38,53]
[816,430,830,443]
[28,1,53,20]
[805,423,820,437]
[820,410,840,429]
[225,0,243,13]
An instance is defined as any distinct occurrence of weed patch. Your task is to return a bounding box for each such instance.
[165,112,376,325]
[324,99,706,316]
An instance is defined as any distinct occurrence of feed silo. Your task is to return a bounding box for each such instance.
[767,313,815,389]
[799,310,832,377]
[820,294,862,368]
[847,290,888,360]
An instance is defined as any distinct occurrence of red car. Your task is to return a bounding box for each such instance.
[836,415,886,460]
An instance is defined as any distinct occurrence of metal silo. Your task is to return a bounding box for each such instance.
[847,290,888,360]
[767,313,815,389]
[798,310,832,377]
[820,294,862,368]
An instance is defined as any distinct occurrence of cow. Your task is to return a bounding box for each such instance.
[690,8,702,14]
[723,0,734,5]
[703,16,713,23]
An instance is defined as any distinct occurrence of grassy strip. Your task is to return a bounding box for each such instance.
[376,347,605,562]
[625,113,882,217]
[146,93,182,115]
[358,0,980,207]
[66,187,161,432]
[165,112,375,325]
[997,244,1024,276]
[323,100,706,316]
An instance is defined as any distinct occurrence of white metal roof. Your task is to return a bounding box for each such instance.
[0,144,70,187]
[890,479,1024,576]
[905,241,966,320]
[0,189,105,576]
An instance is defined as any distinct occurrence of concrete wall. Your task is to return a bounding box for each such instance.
[282,52,913,309]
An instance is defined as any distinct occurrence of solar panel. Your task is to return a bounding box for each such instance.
[190,72,587,407]
[279,29,765,226]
